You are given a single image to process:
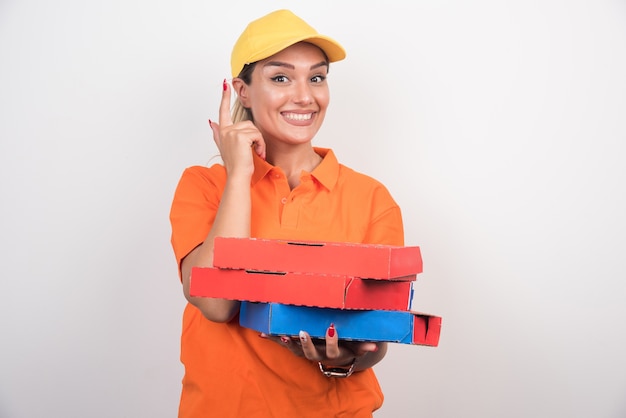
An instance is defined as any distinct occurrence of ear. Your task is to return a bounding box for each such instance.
[232,78,250,108]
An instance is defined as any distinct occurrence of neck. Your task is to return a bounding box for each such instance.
[265,143,322,188]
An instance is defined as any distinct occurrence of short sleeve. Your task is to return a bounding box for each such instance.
[169,165,226,277]
[363,185,405,247]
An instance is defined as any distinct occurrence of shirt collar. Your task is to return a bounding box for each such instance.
[310,147,339,191]
[251,151,273,187]
[250,147,339,191]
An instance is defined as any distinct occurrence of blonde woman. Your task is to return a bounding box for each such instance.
[170,10,404,417]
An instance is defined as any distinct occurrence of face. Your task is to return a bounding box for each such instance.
[234,42,330,147]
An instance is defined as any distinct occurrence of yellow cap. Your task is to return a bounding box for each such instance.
[230,9,346,78]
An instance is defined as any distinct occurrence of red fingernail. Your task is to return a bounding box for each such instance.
[328,323,335,338]
[208,119,212,128]
[372,344,379,352]
[280,336,290,344]
[223,79,228,91]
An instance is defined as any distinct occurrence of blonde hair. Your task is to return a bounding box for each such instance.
[231,97,252,124]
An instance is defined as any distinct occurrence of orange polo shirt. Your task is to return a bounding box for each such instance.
[170,148,404,417]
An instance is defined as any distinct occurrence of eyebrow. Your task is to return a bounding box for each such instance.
[263,61,329,71]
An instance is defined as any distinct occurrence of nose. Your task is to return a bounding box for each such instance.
[292,81,313,105]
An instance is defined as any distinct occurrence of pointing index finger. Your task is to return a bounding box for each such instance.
[219,79,234,128]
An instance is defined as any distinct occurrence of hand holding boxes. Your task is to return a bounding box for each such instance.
[190,238,442,346]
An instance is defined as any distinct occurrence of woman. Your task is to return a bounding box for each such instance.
[170,9,405,417]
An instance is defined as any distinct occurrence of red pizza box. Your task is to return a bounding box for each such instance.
[212,237,422,280]
[239,302,442,346]
[190,267,414,310]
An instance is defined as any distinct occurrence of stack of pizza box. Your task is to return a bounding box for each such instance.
[190,237,441,346]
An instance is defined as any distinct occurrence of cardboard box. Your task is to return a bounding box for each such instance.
[212,237,422,280]
[190,267,414,310]
[239,302,441,346]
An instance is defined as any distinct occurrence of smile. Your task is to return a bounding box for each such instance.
[283,112,313,121]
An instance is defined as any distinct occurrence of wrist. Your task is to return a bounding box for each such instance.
[224,171,251,186]
[318,358,357,378]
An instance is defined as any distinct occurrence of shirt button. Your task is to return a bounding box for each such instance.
[280,197,287,204]
[274,173,281,179]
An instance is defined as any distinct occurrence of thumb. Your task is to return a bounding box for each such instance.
[208,119,221,145]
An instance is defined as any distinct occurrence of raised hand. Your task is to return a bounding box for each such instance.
[209,79,266,178]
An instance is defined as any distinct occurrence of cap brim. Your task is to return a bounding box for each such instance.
[245,34,346,67]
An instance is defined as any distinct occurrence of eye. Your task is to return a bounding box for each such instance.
[271,75,289,83]
[311,75,326,83]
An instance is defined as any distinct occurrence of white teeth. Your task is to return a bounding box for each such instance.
[284,113,312,121]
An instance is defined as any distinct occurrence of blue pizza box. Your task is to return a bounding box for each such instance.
[239,302,441,346]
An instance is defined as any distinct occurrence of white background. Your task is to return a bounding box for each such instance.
[1,1,625,417]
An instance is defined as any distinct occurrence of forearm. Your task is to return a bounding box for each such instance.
[181,174,251,322]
